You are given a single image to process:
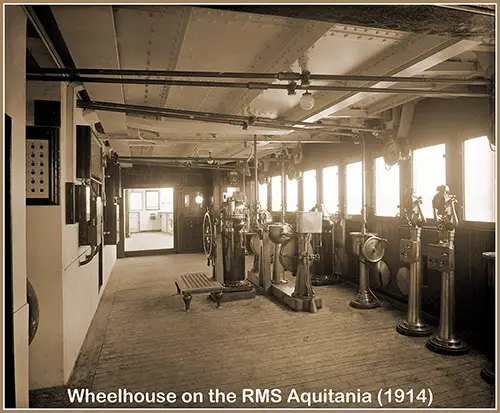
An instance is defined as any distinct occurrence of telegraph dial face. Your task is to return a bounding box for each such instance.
[279,238,298,273]
[287,163,298,181]
[363,236,386,263]
[384,138,401,167]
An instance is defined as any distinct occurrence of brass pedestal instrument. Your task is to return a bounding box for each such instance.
[310,204,341,286]
[278,211,323,313]
[350,232,386,309]
[396,189,433,337]
[349,134,387,309]
[203,195,255,301]
[246,208,273,294]
[426,186,468,355]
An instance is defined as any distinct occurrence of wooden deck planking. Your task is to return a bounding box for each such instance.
[30,254,495,409]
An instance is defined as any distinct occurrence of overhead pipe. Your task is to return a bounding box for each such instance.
[125,138,350,144]
[28,67,491,85]
[29,75,490,97]
[122,160,237,171]
[78,100,358,136]
[81,99,331,129]
[119,156,249,162]
[78,100,331,130]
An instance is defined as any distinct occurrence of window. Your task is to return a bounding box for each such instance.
[271,175,281,212]
[145,190,160,210]
[346,161,362,215]
[129,192,144,211]
[375,157,400,217]
[412,144,446,219]
[258,183,268,211]
[225,187,239,199]
[303,169,317,211]
[160,188,174,212]
[463,136,495,222]
[322,166,339,215]
[286,177,298,212]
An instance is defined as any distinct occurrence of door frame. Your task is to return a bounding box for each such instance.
[122,187,177,257]
[177,185,206,253]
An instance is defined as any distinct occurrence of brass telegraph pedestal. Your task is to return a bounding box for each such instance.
[426,186,468,355]
[350,232,386,309]
[396,189,432,337]
[246,208,273,295]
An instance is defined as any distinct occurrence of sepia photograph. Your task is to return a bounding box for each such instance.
[4,2,497,409]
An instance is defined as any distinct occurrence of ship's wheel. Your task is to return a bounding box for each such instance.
[202,210,214,260]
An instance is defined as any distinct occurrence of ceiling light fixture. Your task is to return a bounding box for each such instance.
[300,90,315,111]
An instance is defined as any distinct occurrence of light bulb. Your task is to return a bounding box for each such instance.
[300,91,315,110]
[195,194,203,205]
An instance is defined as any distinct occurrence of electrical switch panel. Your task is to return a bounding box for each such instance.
[26,126,60,205]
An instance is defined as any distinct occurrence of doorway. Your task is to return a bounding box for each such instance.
[124,188,175,256]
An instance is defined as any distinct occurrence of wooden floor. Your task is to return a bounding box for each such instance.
[30,254,495,409]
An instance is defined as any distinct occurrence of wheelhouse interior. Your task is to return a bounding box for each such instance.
[4,4,497,408]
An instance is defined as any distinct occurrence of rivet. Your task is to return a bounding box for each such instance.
[357,35,362,39]
[344,34,348,38]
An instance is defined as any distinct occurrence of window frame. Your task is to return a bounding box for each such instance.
[410,143,447,226]
[302,168,318,212]
[461,135,496,229]
[129,191,144,212]
[345,159,363,218]
[258,182,269,211]
[271,175,282,212]
[145,190,160,211]
[322,164,340,216]
[286,176,299,212]
[374,156,401,219]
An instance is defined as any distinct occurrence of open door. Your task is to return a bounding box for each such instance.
[124,187,175,256]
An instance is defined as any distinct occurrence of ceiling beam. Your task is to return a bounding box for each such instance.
[423,60,478,76]
[294,37,483,123]
[201,6,494,41]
